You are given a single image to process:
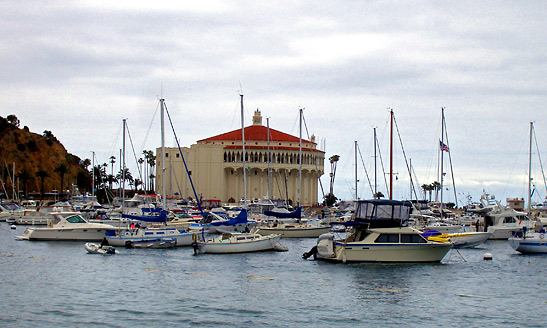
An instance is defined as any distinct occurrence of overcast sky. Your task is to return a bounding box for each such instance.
[1,1,546,206]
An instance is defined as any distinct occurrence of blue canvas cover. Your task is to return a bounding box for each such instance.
[210,209,248,226]
[122,210,167,223]
[348,199,412,228]
[264,206,302,219]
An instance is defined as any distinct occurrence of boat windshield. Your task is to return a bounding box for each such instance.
[2,203,23,211]
[65,215,87,223]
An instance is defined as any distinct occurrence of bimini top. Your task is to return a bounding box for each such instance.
[349,199,412,228]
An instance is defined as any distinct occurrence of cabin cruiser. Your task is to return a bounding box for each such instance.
[0,202,26,222]
[16,212,118,241]
[483,208,533,239]
[304,199,452,263]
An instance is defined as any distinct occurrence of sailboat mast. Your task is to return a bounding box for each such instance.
[299,108,303,206]
[440,107,445,218]
[122,119,126,212]
[91,151,95,199]
[389,109,393,200]
[267,117,271,199]
[240,94,247,207]
[374,127,377,197]
[528,121,533,214]
[355,140,358,200]
[160,98,167,210]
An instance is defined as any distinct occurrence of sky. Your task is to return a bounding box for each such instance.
[1,1,546,207]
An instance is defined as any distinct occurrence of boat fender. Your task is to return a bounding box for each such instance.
[540,233,545,240]
[192,233,197,242]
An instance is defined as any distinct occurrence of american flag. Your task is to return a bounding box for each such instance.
[439,140,449,152]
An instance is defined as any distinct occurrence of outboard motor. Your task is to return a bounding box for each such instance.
[316,233,335,259]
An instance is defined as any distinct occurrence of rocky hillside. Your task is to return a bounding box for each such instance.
[0,115,90,199]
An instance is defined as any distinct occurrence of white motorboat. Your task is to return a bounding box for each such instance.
[0,202,26,222]
[484,209,533,239]
[195,232,283,254]
[16,212,118,241]
[509,229,547,254]
[425,231,491,248]
[84,242,119,255]
[254,222,332,238]
[305,199,452,263]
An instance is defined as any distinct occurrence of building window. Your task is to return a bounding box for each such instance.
[165,153,169,157]
[176,153,180,158]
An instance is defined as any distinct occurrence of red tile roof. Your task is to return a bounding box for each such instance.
[224,145,323,153]
[198,125,313,144]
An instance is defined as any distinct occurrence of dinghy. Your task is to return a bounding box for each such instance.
[84,242,119,255]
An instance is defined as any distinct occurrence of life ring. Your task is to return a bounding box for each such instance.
[192,233,197,242]
[540,233,544,240]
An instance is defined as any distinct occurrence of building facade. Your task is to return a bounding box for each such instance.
[156,110,325,206]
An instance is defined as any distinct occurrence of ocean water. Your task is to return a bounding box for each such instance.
[1,224,545,328]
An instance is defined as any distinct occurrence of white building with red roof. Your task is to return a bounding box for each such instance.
[156,110,325,206]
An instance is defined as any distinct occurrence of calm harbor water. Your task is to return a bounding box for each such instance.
[1,224,545,328]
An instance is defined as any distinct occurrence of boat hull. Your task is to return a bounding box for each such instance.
[106,228,194,247]
[487,226,520,240]
[198,234,281,254]
[509,234,547,254]
[329,242,452,262]
[19,228,112,241]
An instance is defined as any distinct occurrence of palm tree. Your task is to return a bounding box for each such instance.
[81,158,91,170]
[54,163,68,192]
[149,173,155,192]
[421,184,432,201]
[116,168,133,192]
[92,165,107,190]
[138,157,145,186]
[106,174,117,191]
[147,152,156,192]
[134,178,142,192]
[109,156,116,189]
[36,169,49,200]
[431,181,441,201]
[142,150,150,190]
[373,191,385,199]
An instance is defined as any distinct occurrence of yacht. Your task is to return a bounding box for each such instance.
[16,212,117,241]
[305,199,452,263]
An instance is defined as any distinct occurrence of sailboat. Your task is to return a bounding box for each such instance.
[106,99,194,248]
[255,109,330,238]
[304,109,452,263]
[424,108,491,247]
[509,122,547,254]
[195,94,286,254]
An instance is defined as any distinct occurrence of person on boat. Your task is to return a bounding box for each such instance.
[475,219,480,232]
[99,237,109,247]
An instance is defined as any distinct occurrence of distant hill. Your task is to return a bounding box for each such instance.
[0,115,90,200]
